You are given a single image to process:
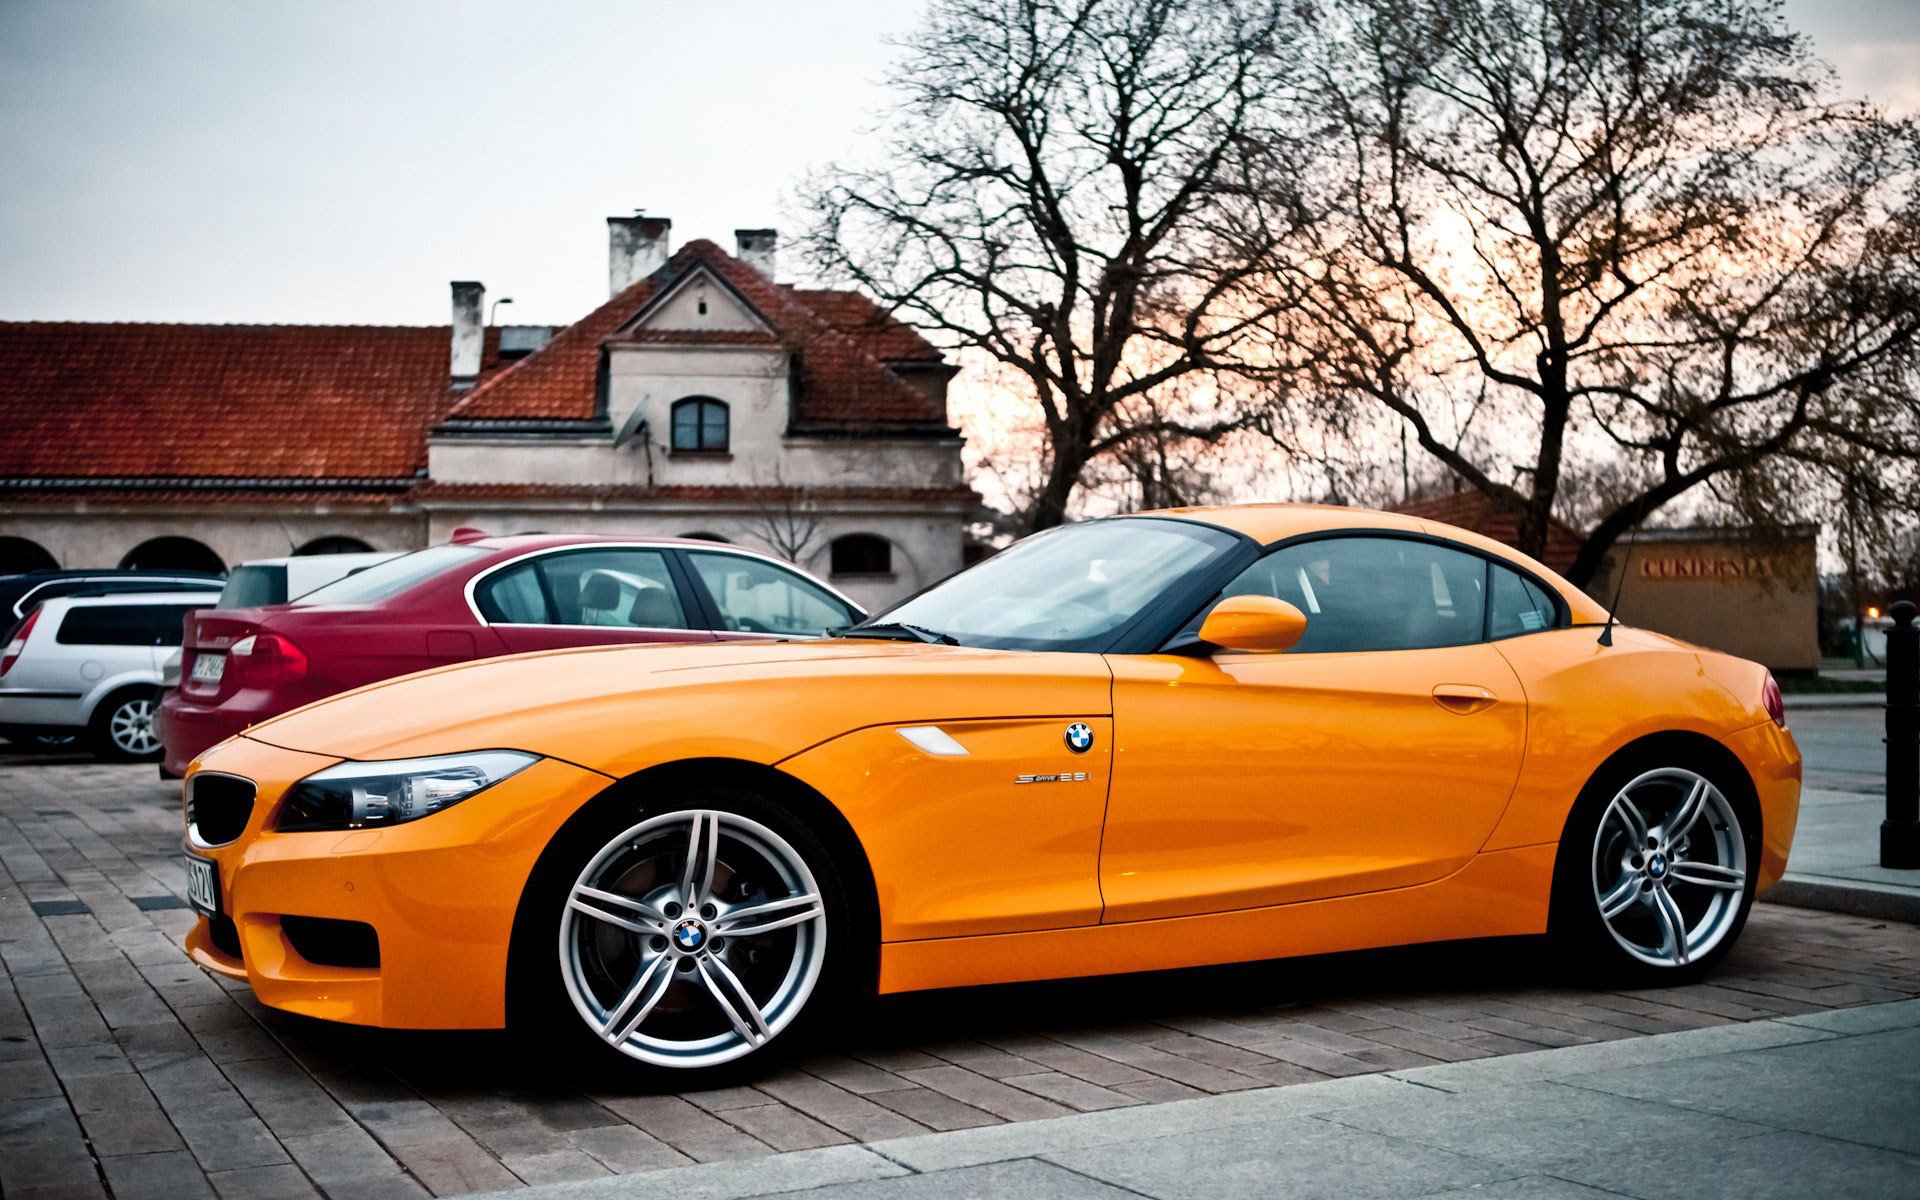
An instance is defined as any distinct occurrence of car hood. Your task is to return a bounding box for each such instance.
[236,638,1114,773]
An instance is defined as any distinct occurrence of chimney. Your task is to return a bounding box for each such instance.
[735,228,777,279]
[450,280,484,388]
[608,214,671,295]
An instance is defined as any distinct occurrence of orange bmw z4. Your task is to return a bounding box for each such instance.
[180,504,1800,1081]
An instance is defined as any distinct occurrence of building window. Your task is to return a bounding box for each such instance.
[670,397,729,453]
[830,533,893,578]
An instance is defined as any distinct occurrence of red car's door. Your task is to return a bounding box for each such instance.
[470,546,718,654]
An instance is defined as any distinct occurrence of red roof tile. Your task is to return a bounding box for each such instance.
[447,240,951,428]
[0,322,462,484]
[1389,489,1586,574]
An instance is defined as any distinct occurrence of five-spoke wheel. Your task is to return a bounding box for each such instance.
[516,789,846,1081]
[1554,755,1756,982]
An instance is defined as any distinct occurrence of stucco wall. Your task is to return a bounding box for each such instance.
[0,506,425,571]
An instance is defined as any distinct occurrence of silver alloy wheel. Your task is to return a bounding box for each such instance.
[558,809,828,1069]
[108,697,159,756]
[1591,767,1747,967]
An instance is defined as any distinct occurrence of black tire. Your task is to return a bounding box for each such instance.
[508,778,854,1087]
[1549,747,1759,986]
[88,687,164,762]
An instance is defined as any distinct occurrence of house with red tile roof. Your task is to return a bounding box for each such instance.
[0,219,973,607]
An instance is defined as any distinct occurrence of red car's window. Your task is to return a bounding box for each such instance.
[478,549,692,630]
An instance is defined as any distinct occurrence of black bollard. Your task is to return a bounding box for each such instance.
[1883,600,1920,869]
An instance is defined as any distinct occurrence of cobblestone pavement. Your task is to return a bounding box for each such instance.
[4,757,1919,1200]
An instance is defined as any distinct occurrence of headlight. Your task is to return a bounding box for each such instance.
[275,751,537,832]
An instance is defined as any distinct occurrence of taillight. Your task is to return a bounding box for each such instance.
[1,610,39,677]
[1762,671,1786,729]
[229,632,308,686]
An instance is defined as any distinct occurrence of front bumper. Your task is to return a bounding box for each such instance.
[182,735,613,1029]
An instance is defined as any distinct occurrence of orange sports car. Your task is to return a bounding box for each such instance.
[180,504,1800,1080]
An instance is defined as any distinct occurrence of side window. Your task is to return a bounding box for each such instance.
[1216,536,1488,653]
[533,549,690,629]
[688,551,856,637]
[474,562,552,624]
[57,606,157,647]
[1488,565,1561,639]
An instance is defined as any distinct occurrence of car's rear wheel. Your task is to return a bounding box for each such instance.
[512,783,847,1084]
[1551,754,1756,985]
[90,687,163,762]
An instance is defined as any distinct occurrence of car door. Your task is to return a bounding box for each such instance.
[1098,534,1528,924]
[679,549,864,640]
[473,546,718,654]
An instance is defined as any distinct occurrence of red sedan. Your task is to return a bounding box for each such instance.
[158,533,866,777]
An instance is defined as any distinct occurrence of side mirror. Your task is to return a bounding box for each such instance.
[1198,594,1307,654]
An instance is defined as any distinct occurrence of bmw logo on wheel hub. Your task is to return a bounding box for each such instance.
[1064,722,1093,753]
[672,917,708,953]
[1647,853,1668,880]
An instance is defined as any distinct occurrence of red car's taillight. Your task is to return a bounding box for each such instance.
[1,609,40,677]
[229,631,308,686]
[1762,671,1786,729]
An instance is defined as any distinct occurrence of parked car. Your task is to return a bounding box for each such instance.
[159,552,403,689]
[0,592,217,760]
[0,569,222,625]
[178,504,1798,1083]
[158,535,865,776]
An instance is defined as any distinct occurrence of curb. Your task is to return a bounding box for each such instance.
[1782,694,1885,710]
[1761,874,1920,924]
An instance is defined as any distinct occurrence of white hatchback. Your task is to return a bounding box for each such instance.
[0,592,215,761]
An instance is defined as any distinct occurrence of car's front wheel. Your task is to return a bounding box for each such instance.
[1551,754,1757,985]
[512,784,847,1083]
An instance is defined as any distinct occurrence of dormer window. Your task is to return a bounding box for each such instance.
[670,397,730,453]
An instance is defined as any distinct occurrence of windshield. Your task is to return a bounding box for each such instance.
[293,544,488,606]
[870,517,1241,651]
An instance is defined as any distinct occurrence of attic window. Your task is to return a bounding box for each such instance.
[698,298,709,315]
[670,397,729,453]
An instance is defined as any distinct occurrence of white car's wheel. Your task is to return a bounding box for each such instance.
[90,687,163,762]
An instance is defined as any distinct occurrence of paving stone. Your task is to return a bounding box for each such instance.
[205,1163,325,1200]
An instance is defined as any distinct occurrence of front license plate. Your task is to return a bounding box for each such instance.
[190,653,224,684]
[184,854,220,917]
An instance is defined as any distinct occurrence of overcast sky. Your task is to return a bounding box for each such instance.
[1,0,1913,328]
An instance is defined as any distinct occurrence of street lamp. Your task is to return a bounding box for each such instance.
[490,297,515,325]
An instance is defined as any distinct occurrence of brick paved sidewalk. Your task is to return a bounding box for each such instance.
[4,758,1919,1200]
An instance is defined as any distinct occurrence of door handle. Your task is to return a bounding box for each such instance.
[1432,684,1498,715]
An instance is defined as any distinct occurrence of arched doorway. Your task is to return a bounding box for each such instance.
[119,536,225,574]
[830,533,894,577]
[0,536,57,574]
[295,535,375,556]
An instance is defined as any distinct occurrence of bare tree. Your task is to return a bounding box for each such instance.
[1269,0,1920,584]
[801,0,1311,530]
[736,476,825,565]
